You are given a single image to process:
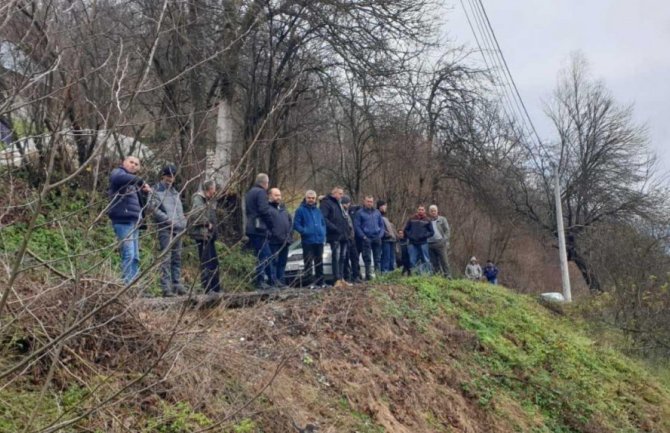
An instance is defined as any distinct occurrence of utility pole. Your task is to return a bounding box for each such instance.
[554,167,572,302]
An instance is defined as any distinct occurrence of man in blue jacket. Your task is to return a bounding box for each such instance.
[267,187,292,288]
[354,195,384,281]
[293,190,327,288]
[245,173,274,290]
[150,165,187,297]
[108,156,152,284]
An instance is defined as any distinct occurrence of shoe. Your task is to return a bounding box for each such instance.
[333,280,346,288]
[173,285,188,296]
[274,282,289,289]
[352,278,364,284]
[162,291,176,298]
[320,283,332,289]
[308,284,319,290]
[256,282,273,291]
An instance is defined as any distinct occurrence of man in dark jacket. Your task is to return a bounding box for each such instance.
[341,196,361,284]
[483,260,499,285]
[150,165,187,297]
[293,190,327,288]
[354,195,384,280]
[267,188,292,288]
[245,173,273,289]
[403,205,434,275]
[189,180,221,294]
[108,156,152,284]
[320,186,350,287]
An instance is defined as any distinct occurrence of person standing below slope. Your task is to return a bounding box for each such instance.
[464,256,483,281]
[483,260,499,285]
[294,190,327,288]
[320,186,350,288]
[150,164,188,297]
[108,156,152,285]
[267,187,293,288]
[245,173,274,290]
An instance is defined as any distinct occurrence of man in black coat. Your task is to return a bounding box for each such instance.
[320,186,351,287]
[245,173,273,289]
[342,196,362,283]
[267,187,292,288]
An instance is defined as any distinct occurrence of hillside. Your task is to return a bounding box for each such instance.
[2,277,669,433]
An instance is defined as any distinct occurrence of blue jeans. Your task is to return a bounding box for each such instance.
[408,243,432,275]
[269,242,289,285]
[329,240,348,281]
[360,238,382,280]
[381,241,396,273]
[249,234,273,287]
[158,229,183,294]
[112,223,140,284]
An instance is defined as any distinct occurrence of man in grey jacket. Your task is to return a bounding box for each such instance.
[428,204,451,277]
[151,165,187,297]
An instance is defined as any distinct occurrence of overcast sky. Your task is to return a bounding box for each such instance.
[441,0,670,176]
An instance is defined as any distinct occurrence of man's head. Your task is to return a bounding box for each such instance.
[470,256,478,263]
[331,186,344,201]
[341,195,351,210]
[486,259,494,266]
[305,190,317,206]
[417,205,426,218]
[161,164,177,185]
[363,195,374,209]
[122,156,141,174]
[255,173,270,190]
[269,187,282,204]
[428,205,439,218]
[377,200,387,214]
[203,179,217,199]
[397,228,405,239]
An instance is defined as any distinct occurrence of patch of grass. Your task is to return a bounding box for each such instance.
[143,401,213,433]
[381,275,670,433]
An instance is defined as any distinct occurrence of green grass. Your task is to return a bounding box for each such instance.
[378,275,670,433]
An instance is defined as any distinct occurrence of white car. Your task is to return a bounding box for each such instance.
[284,241,372,285]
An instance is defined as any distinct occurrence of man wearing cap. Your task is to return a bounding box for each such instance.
[150,164,187,297]
[108,156,152,284]
[465,256,482,281]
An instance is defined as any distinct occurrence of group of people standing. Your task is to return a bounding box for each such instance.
[107,157,221,296]
[244,174,455,290]
[107,158,500,296]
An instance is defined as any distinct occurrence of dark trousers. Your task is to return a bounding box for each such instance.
[344,239,360,281]
[269,242,289,285]
[249,234,273,287]
[428,242,451,277]
[381,240,396,273]
[329,239,348,281]
[302,243,324,286]
[360,238,382,280]
[196,237,221,293]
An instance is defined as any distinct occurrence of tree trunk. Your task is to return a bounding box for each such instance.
[210,99,236,185]
[571,248,602,293]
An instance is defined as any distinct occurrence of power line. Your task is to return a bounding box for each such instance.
[474,0,548,155]
[459,0,553,167]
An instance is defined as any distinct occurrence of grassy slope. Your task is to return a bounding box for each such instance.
[2,277,669,433]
